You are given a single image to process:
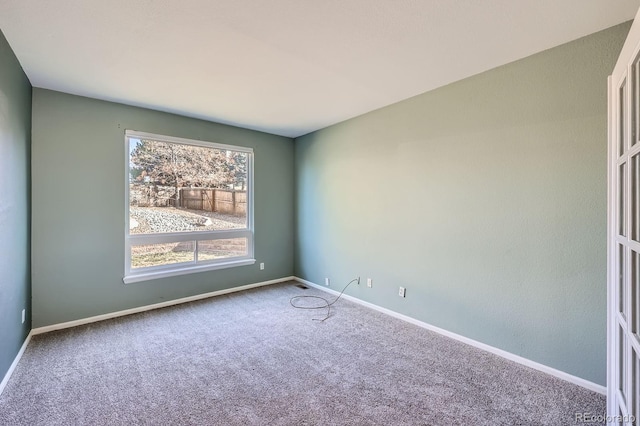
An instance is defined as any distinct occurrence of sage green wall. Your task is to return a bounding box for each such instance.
[0,30,31,381]
[295,23,631,386]
[31,89,294,327]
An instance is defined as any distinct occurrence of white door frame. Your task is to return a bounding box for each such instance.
[609,7,640,421]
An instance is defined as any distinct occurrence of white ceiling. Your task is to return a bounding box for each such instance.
[0,0,638,138]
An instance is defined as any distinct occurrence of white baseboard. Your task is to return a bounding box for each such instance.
[32,276,295,335]
[0,331,32,397]
[295,277,606,395]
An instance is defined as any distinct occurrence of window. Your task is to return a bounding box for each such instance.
[124,130,254,283]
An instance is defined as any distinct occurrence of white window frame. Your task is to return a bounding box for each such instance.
[123,130,255,284]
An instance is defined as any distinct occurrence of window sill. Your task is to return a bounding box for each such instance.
[123,258,256,284]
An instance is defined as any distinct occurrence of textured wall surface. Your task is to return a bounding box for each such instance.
[0,29,31,381]
[295,23,631,385]
[31,89,294,327]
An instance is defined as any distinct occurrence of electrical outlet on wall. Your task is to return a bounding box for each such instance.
[325,278,330,286]
[367,278,372,288]
[21,309,25,324]
[259,262,265,270]
[398,287,406,297]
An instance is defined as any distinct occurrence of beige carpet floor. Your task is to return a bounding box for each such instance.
[0,281,605,425]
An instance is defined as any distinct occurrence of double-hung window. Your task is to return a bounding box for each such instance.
[124,130,254,283]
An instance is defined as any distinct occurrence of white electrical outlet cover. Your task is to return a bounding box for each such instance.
[367,278,372,288]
